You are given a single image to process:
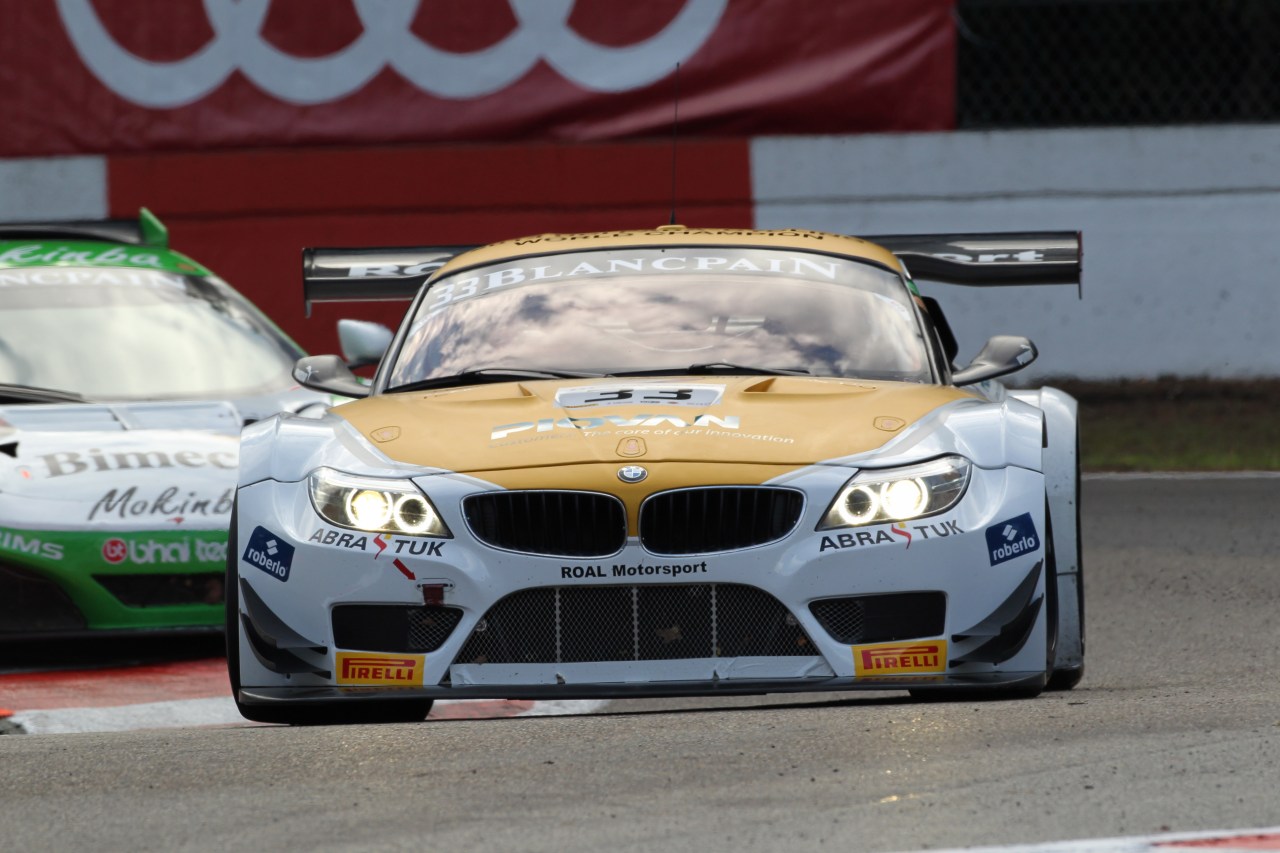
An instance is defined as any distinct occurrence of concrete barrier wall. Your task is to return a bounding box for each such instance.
[752,125,1280,380]
[5,125,1278,379]
[0,157,105,222]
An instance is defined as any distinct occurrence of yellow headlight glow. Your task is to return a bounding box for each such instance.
[348,489,392,529]
[308,468,452,538]
[819,456,970,531]
[393,494,438,535]
[882,478,928,519]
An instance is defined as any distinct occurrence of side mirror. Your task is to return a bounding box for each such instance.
[338,318,394,370]
[293,355,370,399]
[952,336,1038,386]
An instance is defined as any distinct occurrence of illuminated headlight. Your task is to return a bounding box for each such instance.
[819,456,970,529]
[308,468,451,537]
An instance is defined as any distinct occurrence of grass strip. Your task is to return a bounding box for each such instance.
[1041,378,1280,472]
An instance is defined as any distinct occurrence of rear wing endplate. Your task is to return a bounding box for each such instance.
[302,246,475,316]
[866,232,1082,294]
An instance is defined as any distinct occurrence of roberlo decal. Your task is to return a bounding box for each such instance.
[984,513,1040,566]
[242,526,295,582]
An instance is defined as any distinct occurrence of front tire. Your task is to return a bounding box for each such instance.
[1047,454,1085,691]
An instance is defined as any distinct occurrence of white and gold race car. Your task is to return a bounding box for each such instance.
[227,225,1084,724]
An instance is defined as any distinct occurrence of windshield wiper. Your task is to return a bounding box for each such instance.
[388,367,607,393]
[612,363,813,378]
[0,382,88,405]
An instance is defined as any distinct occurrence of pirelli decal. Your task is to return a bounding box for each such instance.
[853,640,947,676]
[336,652,425,686]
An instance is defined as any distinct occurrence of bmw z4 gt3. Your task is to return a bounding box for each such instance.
[227,225,1084,724]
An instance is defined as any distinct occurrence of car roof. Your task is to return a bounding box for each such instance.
[0,237,211,276]
[433,224,907,279]
[0,209,212,276]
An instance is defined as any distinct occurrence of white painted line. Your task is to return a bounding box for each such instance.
[517,700,610,717]
[1085,471,1280,481]
[10,696,244,734]
[890,825,1280,853]
[4,697,608,734]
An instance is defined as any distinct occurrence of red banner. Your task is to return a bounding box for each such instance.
[0,0,955,157]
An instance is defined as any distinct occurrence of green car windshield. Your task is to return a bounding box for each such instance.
[0,266,304,400]
[387,247,932,387]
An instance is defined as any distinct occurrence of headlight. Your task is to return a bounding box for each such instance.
[819,456,970,529]
[308,468,451,537]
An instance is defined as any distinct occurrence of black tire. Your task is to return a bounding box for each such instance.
[225,503,243,702]
[226,500,434,726]
[912,501,1055,704]
[1047,451,1085,691]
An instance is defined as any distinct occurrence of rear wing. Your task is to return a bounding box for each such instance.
[866,232,1082,294]
[300,230,1083,314]
[302,246,475,316]
[0,208,169,248]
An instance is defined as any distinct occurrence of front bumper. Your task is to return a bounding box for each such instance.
[232,462,1051,704]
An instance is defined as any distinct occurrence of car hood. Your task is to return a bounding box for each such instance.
[334,376,978,475]
[0,400,243,531]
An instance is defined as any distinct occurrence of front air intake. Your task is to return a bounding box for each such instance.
[640,487,804,554]
[453,583,814,665]
[463,491,627,557]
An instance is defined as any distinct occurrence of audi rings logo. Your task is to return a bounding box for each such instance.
[55,0,728,108]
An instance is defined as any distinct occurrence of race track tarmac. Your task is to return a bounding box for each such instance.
[2,475,1279,853]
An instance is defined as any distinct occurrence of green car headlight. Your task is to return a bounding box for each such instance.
[819,456,970,529]
[308,468,451,537]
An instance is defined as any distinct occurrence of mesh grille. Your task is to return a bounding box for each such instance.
[332,604,463,653]
[453,583,814,665]
[463,491,626,557]
[810,592,946,645]
[640,488,804,555]
[93,573,223,607]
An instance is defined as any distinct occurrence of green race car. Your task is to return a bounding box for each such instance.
[0,210,329,638]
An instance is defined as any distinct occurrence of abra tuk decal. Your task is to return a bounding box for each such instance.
[854,640,948,675]
[242,526,295,581]
[336,653,425,686]
[984,513,1040,566]
[819,520,962,553]
[309,528,371,551]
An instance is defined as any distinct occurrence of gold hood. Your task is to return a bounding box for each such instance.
[336,376,975,475]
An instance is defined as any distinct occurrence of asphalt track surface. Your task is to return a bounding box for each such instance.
[2,476,1280,853]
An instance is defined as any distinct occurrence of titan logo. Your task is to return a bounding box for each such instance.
[336,653,425,686]
[854,640,948,676]
[491,413,739,441]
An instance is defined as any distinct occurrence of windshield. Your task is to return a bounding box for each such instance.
[0,266,304,400]
[386,247,933,388]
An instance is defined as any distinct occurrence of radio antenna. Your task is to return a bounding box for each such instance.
[669,62,680,226]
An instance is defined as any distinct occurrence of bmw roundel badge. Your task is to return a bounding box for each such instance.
[617,465,648,483]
